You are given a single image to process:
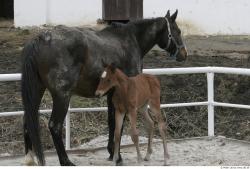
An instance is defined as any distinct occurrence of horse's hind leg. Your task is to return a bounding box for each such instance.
[23,85,45,165]
[150,101,169,166]
[49,93,74,166]
[128,112,143,163]
[142,108,154,161]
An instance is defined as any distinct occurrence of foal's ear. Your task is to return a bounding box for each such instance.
[110,62,117,73]
[171,9,178,22]
[101,58,108,67]
[165,10,170,18]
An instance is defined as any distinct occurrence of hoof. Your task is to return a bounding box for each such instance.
[107,155,113,161]
[61,160,75,166]
[137,157,143,164]
[163,162,169,166]
[115,157,123,166]
[115,160,123,166]
[144,154,151,161]
[24,151,37,166]
[24,160,37,166]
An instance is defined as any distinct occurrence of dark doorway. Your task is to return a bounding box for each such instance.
[0,0,14,19]
[102,0,143,22]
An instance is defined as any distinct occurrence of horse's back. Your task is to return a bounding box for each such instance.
[135,74,160,98]
[138,74,160,88]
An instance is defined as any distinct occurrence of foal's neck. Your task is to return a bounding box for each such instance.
[114,69,129,92]
[132,18,167,56]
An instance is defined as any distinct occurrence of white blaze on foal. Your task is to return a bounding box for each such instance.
[101,71,107,78]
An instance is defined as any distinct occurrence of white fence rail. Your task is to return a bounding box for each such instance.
[1,66,250,150]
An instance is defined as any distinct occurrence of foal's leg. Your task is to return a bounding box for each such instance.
[142,109,154,161]
[107,92,123,163]
[150,102,169,166]
[128,111,143,163]
[113,111,125,165]
[49,93,74,166]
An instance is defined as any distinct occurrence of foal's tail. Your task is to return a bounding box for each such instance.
[21,40,45,165]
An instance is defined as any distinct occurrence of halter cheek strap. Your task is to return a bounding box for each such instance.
[164,17,186,58]
[165,17,172,50]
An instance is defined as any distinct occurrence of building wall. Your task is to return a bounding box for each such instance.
[14,0,102,27]
[14,0,47,26]
[14,0,250,35]
[144,0,250,35]
[47,0,101,26]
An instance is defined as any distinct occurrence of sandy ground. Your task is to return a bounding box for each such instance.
[0,136,250,166]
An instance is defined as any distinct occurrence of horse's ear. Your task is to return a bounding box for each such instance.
[165,10,170,18]
[110,62,117,73]
[171,9,178,22]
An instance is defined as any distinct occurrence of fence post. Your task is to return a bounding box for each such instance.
[207,72,215,136]
[65,104,71,150]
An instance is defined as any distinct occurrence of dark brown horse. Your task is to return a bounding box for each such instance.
[21,10,187,166]
[96,64,169,165]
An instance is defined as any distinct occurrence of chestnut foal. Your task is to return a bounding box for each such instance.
[95,64,169,165]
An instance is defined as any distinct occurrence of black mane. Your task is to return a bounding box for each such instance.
[101,17,164,35]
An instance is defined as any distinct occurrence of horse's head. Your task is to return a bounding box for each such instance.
[95,63,117,97]
[157,10,187,62]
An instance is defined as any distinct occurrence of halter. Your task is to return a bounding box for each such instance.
[164,17,186,58]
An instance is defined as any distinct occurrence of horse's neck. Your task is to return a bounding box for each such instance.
[133,18,166,56]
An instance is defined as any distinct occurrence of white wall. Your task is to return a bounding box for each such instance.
[14,0,250,35]
[14,0,47,26]
[144,0,250,35]
[14,0,102,27]
[47,0,101,26]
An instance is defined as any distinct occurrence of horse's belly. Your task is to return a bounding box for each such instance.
[73,78,98,98]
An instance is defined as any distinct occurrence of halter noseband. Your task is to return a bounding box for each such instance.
[164,17,185,58]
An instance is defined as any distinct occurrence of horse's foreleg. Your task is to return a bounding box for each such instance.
[113,111,125,165]
[49,93,75,166]
[107,92,115,159]
[107,92,123,164]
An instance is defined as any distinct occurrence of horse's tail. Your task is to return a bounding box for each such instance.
[21,40,45,166]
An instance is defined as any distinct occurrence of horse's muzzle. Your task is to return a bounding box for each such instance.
[95,90,104,97]
[177,47,188,62]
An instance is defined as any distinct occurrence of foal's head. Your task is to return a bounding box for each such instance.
[157,10,188,62]
[95,64,117,97]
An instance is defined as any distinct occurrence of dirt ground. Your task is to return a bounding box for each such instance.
[0,136,250,166]
[0,20,250,159]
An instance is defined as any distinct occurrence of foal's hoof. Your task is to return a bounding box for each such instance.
[107,155,113,161]
[144,154,151,161]
[115,160,123,166]
[115,157,123,166]
[137,157,143,164]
